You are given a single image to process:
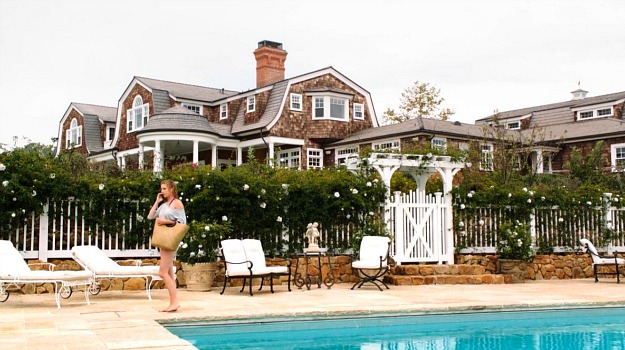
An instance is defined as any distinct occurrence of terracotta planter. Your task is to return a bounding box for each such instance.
[181,262,216,291]
[498,259,529,283]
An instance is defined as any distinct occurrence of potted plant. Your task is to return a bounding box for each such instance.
[177,221,230,291]
[496,220,534,283]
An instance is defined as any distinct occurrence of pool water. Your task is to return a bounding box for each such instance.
[166,307,625,349]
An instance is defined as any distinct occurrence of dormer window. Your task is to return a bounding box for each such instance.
[220,103,228,120]
[182,103,201,114]
[575,105,614,120]
[65,118,82,148]
[127,95,149,132]
[506,121,520,130]
[290,93,302,111]
[247,96,256,113]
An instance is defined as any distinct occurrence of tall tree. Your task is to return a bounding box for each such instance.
[383,81,454,124]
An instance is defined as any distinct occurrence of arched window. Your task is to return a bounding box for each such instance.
[127,95,149,132]
[65,118,82,148]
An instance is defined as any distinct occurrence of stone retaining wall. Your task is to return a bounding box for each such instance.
[13,253,616,295]
[456,253,619,281]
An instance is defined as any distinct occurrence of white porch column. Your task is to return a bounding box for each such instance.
[268,141,275,167]
[236,147,243,165]
[535,148,544,174]
[153,140,162,173]
[211,145,217,168]
[138,144,145,170]
[192,140,199,166]
[120,154,127,170]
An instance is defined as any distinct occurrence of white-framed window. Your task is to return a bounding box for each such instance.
[373,140,400,151]
[126,95,149,132]
[247,96,256,113]
[278,148,301,169]
[182,103,201,114]
[307,148,323,169]
[480,143,493,171]
[312,96,348,121]
[336,146,359,165]
[431,137,447,151]
[353,103,364,120]
[506,121,520,130]
[106,126,115,142]
[611,143,625,172]
[577,106,614,120]
[290,93,302,111]
[220,103,228,120]
[65,118,82,148]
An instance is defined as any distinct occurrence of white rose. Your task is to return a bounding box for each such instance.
[334,192,340,198]
[243,184,249,190]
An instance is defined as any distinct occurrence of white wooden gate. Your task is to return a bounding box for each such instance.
[388,190,450,265]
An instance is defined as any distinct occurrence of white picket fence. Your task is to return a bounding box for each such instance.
[5,195,624,261]
[6,201,158,261]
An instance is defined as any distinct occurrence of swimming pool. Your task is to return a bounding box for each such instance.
[166,307,625,349]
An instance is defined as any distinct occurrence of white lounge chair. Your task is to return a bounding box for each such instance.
[580,238,624,283]
[71,245,169,300]
[351,236,391,291]
[0,240,93,308]
[220,239,291,296]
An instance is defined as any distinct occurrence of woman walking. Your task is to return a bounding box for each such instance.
[148,179,186,312]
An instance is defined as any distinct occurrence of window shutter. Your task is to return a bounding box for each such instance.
[65,130,70,148]
[77,126,82,146]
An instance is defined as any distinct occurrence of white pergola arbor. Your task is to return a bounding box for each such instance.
[346,153,468,264]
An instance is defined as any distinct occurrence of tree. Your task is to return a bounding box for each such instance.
[383,81,454,124]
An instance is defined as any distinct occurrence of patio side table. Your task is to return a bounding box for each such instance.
[292,250,335,290]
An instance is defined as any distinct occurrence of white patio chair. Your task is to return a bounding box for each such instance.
[351,236,391,291]
[0,240,92,308]
[580,238,624,283]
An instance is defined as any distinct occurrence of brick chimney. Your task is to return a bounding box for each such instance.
[254,40,287,88]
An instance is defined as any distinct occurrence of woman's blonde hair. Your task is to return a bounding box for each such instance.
[161,179,178,199]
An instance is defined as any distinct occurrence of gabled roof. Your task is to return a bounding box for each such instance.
[328,117,484,147]
[231,66,379,135]
[134,76,239,103]
[476,90,625,122]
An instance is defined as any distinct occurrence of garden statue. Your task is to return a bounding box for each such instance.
[305,222,321,252]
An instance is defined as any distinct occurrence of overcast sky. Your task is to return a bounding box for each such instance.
[1,0,624,148]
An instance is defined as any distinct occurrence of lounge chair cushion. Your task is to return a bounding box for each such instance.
[71,245,161,276]
[242,239,283,275]
[580,238,624,265]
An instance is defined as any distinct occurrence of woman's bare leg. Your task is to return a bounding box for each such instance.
[159,248,179,312]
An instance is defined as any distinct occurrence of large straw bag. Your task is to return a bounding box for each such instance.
[151,222,189,251]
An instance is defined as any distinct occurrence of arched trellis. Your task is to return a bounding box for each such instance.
[346,153,467,264]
